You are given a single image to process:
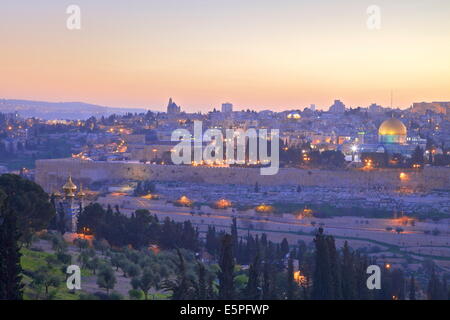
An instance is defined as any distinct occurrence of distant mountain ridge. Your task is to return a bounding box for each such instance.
[0,99,151,120]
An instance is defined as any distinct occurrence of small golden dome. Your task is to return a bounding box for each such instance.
[378,118,407,136]
[52,191,62,198]
[287,112,301,120]
[77,184,86,198]
[63,176,77,192]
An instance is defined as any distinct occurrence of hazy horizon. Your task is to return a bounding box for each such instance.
[1,0,450,112]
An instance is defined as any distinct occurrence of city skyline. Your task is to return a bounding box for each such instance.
[1,0,450,112]
[1,0,450,305]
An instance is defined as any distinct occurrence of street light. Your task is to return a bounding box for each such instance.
[351,145,358,162]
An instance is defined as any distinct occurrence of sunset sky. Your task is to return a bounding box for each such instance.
[1,0,450,112]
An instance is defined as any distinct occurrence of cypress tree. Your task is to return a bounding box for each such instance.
[312,228,332,299]
[326,235,341,299]
[391,269,405,300]
[427,268,441,300]
[408,275,416,300]
[230,217,238,258]
[262,261,273,299]
[205,226,217,257]
[442,276,448,300]
[218,234,235,300]
[164,249,193,300]
[0,200,23,300]
[341,241,355,300]
[245,252,261,300]
[196,262,208,300]
[286,255,295,300]
[355,253,370,300]
[280,238,289,258]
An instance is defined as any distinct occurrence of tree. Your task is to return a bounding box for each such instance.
[125,263,141,278]
[86,257,101,275]
[0,174,55,244]
[410,146,424,167]
[218,234,235,300]
[93,239,110,255]
[51,234,68,253]
[245,252,261,300]
[32,267,61,297]
[162,249,194,300]
[134,181,156,196]
[97,265,116,295]
[78,250,91,268]
[74,238,89,252]
[427,268,442,300]
[131,268,158,300]
[280,238,289,258]
[230,218,239,257]
[77,203,105,236]
[111,253,124,271]
[262,260,276,299]
[391,269,405,300]
[441,274,449,300]
[205,226,218,257]
[0,191,23,300]
[312,228,333,299]
[409,275,416,300]
[128,289,143,300]
[286,256,295,300]
[341,241,355,300]
[326,236,342,299]
[195,262,208,300]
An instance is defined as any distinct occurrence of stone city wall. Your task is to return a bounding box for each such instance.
[35,158,450,193]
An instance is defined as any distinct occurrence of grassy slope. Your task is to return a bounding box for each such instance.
[20,248,83,300]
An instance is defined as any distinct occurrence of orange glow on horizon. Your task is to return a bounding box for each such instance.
[1,2,449,111]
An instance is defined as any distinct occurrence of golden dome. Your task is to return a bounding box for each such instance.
[66,190,75,198]
[52,191,62,198]
[287,112,301,120]
[77,184,86,198]
[63,176,77,192]
[378,118,407,136]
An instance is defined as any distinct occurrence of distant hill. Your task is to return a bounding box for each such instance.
[0,99,151,120]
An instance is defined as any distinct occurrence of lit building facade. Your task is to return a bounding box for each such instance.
[359,118,424,158]
[53,176,85,233]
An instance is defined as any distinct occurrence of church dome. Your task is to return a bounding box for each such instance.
[63,176,77,192]
[76,184,86,198]
[378,118,407,144]
[287,112,301,120]
[378,118,407,136]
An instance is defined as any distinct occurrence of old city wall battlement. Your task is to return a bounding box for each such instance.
[35,158,450,193]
